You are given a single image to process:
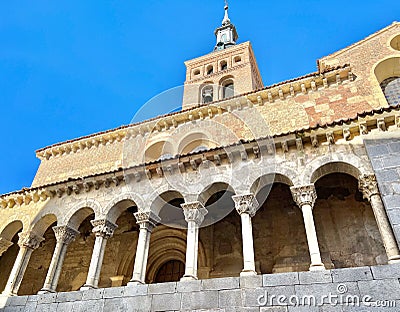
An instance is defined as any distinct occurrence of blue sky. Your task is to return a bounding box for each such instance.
[0,0,399,194]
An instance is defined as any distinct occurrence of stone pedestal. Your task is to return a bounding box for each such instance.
[81,219,117,290]
[359,174,400,264]
[232,193,258,276]
[128,211,160,286]
[38,226,78,294]
[2,232,44,296]
[181,202,208,281]
[291,184,325,271]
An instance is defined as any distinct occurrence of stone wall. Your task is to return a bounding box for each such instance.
[2,264,400,311]
[364,134,400,246]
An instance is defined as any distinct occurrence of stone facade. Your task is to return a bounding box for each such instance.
[1,7,400,312]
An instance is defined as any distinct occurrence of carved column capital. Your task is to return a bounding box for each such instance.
[232,193,258,217]
[290,184,317,208]
[0,237,13,256]
[90,219,117,238]
[53,225,79,245]
[134,211,161,231]
[358,174,380,200]
[181,201,208,226]
[17,231,44,250]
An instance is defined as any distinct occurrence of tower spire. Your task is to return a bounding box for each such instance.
[214,0,238,51]
[222,0,230,26]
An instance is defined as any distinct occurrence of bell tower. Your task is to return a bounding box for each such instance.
[182,2,263,109]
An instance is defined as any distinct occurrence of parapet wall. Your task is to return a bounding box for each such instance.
[2,264,400,311]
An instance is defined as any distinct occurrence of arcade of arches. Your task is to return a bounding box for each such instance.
[0,171,399,296]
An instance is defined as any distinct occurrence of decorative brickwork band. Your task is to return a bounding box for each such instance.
[182,202,208,226]
[17,231,44,250]
[90,219,117,238]
[232,193,258,217]
[0,237,13,257]
[290,184,317,208]
[134,211,161,231]
[358,174,380,200]
[53,225,79,245]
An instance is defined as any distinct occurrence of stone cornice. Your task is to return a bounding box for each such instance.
[2,107,400,210]
[35,66,352,162]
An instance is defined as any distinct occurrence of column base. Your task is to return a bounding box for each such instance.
[0,291,16,297]
[240,270,257,277]
[0,295,9,309]
[180,275,197,281]
[37,288,55,295]
[388,256,400,264]
[309,263,326,271]
[127,280,145,287]
[80,285,97,291]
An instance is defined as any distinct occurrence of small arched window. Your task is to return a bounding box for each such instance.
[193,69,200,76]
[202,85,213,103]
[223,82,234,99]
[206,65,214,75]
[381,77,400,106]
[234,56,241,63]
[220,61,228,71]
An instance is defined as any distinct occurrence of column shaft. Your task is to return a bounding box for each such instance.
[181,202,207,281]
[240,212,256,273]
[359,174,400,264]
[39,225,78,293]
[2,232,44,296]
[232,194,258,276]
[128,211,160,285]
[291,184,325,271]
[81,219,117,290]
[301,204,324,270]
[370,194,400,263]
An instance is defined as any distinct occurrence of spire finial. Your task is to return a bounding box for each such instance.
[222,0,230,26]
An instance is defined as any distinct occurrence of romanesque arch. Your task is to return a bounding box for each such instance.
[56,207,96,291]
[18,214,58,295]
[312,167,387,269]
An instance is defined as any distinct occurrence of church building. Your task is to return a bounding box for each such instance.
[1,3,400,311]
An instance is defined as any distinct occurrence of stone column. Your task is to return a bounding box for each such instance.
[359,174,400,264]
[232,193,258,276]
[181,202,208,281]
[81,219,117,290]
[2,232,44,296]
[291,184,325,271]
[38,226,79,293]
[0,237,13,257]
[128,211,160,285]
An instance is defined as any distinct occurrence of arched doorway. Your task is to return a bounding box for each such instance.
[154,260,185,283]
